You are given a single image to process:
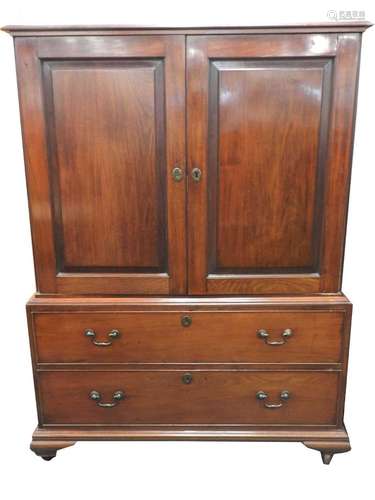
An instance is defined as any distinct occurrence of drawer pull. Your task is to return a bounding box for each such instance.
[181,315,192,327]
[89,390,125,407]
[85,329,120,346]
[256,390,290,409]
[182,373,193,384]
[257,328,292,345]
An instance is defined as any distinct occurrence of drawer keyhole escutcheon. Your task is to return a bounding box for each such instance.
[182,373,193,384]
[257,328,293,345]
[85,329,120,346]
[89,390,125,407]
[256,390,290,409]
[181,315,192,327]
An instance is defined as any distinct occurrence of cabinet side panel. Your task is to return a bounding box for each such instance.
[320,34,362,291]
[14,38,57,292]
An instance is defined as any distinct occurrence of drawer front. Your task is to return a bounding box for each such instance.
[39,370,339,425]
[33,311,344,364]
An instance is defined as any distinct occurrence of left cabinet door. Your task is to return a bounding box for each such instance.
[15,36,186,294]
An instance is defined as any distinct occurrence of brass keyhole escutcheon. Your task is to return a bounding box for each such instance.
[172,166,184,182]
[191,167,202,182]
[181,315,192,327]
[182,373,193,384]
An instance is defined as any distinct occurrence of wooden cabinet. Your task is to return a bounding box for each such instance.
[4,22,371,464]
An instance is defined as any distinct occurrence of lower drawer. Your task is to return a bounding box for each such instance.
[38,370,339,426]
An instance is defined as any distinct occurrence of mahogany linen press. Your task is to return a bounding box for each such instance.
[3,22,371,463]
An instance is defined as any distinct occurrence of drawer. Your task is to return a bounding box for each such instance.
[32,311,344,364]
[39,370,339,425]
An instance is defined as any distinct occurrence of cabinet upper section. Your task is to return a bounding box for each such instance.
[5,25,370,295]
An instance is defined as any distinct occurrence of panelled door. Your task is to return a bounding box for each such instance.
[187,34,361,295]
[15,35,186,295]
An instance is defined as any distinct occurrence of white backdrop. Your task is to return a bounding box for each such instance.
[0,1,374,499]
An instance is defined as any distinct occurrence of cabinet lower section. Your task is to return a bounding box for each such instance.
[27,295,352,463]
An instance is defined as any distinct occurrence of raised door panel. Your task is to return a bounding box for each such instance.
[45,60,166,272]
[210,59,329,274]
[187,34,361,294]
[15,36,186,294]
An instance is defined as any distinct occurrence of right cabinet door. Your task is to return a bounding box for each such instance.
[187,33,361,295]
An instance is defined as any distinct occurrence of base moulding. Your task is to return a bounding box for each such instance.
[30,426,351,464]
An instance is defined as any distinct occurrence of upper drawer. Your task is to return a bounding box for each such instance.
[32,310,345,364]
